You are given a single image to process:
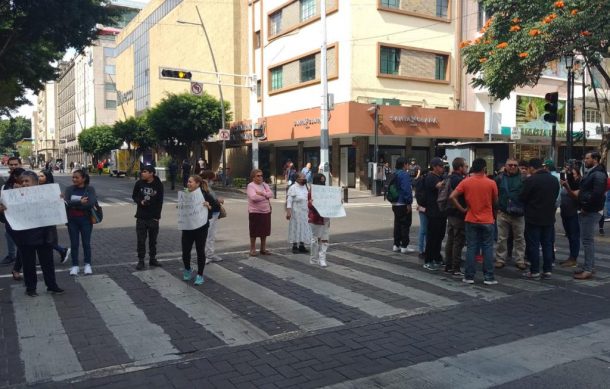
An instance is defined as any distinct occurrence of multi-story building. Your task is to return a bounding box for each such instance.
[56,61,76,166]
[34,81,56,164]
[250,0,483,188]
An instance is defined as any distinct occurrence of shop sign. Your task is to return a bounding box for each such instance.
[228,122,253,142]
[389,115,439,126]
[117,89,133,104]
[294,118,321,127]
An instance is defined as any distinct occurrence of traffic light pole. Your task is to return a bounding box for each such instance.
[319,0,330,185]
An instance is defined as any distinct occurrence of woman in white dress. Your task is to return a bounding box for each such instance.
[286,173,312,253]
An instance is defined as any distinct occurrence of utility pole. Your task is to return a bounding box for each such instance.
[319,0,330,185]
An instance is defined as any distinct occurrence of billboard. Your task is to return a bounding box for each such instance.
[516,95,566,143]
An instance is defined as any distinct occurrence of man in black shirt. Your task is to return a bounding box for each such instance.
[423,157,447,271]
[444,158,467,276]
[132,165,164,270]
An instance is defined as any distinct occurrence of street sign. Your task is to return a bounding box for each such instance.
[510,127,521,140]
[218,129,230,141]
[190,82,203,96]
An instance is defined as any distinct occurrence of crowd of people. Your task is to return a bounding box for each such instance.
[388,152,610,284]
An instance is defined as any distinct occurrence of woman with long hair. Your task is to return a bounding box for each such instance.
[180,175,218,285]
[246,169,273,256]
[64,169,97,276]
[200,170,224,263]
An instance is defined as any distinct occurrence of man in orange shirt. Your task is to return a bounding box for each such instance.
[449,158,499,285]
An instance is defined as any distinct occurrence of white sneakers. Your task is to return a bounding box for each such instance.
[69,265,93,276]
[84,264,93,275]
[401,245,416,254]
[69,266,79,276]
[392,245,400,252]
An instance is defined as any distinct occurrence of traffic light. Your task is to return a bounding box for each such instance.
[160,68,192,81]
[253,126,264,138]
[543,92,559,123]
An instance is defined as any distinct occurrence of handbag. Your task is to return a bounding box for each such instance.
[218,205,227,219]
[502,176,524,216]
[90,202,103,224]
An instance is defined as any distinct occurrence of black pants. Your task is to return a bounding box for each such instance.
[19,245,58,292]
[136,218,159,261]
[392,205,412,248]
[169,174,176,190]
[182,224,209,275]
[425,216,447,264]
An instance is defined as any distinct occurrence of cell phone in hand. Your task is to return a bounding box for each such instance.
[560,172,566,181]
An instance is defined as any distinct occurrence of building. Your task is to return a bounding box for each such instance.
[249,0,484,188]
[33,81,57,164]
[55,61,76,166]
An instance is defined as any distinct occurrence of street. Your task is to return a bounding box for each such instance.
[1,175,610,388]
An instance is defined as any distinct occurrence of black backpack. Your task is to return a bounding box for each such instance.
[385,173,399,203]
[414,174,427,206]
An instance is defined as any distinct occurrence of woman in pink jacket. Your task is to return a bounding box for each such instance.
[247,169,273,256]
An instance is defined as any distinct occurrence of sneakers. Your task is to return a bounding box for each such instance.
[400,246,415,254]
[149,259,162,267]
[136,261,146,271]
[392,245,400,252]
[423,262,439,271]
[60,248,71,264]
[69,266,79,276]
[47,287,65,295]
[194,275,204,286]
[25,289,38,297]
[298,245,309,253]
[210,255,223,263]
[183,269,193,281]
[452,270,464,277]
[541,272,552,280]
[462,278,474,284]
[292,246,299,253]
[523,272,541,280]
[483,278,498,285]
[559,258,577,268]
[0,255,15,266]
[84,264,93,275]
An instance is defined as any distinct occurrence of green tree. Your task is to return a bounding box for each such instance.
[78,125,122,161]
[16,141,32,163]
[0,116,31,151]
[112,115,157,173]
[146,92,231,157]
[0,1,117,114]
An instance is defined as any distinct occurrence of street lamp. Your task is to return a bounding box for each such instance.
[564,53,575,161]
[488,94,494,142]
[178,6,227,186]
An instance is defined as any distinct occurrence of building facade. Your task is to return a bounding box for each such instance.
[34,82,57,164]
[55,61,76,166]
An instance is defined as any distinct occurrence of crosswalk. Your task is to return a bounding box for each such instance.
[4,240,610,385]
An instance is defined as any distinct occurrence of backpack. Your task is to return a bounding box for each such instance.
[436,177,452,212]
[414,174,427,206]
[385,173,399,203]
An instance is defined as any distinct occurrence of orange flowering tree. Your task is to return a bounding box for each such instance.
[462,0,610,100]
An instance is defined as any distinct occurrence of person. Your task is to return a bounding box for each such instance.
[301,162,313,184]
[285,161,297,186]
[194,157,205,175]
[308,173,331,267]
[286,173,312,253]
[64,169,97,276]
[423,157,447,271]
[0,171,64,296]
[200,170,224,263]
[168,158,178,191]
[382,162,392,200]
[449,158,499,285]
[518,158,560,280]
[132,165,164,270]
[97,161,104,175]
[180,175,218,285]
[0,157,22,266]
[247,169,273,256]
[494,158,526,270]
[37,171,71,263]
[2,167,25,280]
[444,157,467,276]
[566,152,608,280]
[389,157,414,254]
[558,165,581,268]
[409,158,421,182]
[181,159,191,188]
[59,161,65,173]
[518,160,530,178]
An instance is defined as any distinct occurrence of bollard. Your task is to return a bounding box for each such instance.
[273,183,277,199]
[343,186,348,203]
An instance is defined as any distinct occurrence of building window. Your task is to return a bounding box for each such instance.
[103,47,115,58]
[105,82,116,92]
[256,79,262,98]
[270,11,282,36]
[104,65,115,75]
[381,0,399,8]
[436,0,448,18]
[300,55,316,82]
[477,1,491,30]
[300,0,316,22]
[105,100,117,109]
[380,46,400,75]
[435,55,447,80]
[271,67,283,90]
[585,109,601,123]
[254,30,261,49]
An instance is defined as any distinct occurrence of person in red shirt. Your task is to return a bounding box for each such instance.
[449,158,499,285]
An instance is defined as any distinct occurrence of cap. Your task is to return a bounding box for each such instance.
[141,165,156,174]
[543,159,555,170]
[430,157,444,167]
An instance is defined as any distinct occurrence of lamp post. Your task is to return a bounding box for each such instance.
[319,0,330,185]
[367,104,380,194]
[488,95,494,142]
[564,54,575,161]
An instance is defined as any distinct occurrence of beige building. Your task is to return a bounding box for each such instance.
[34,81,57,164]
[56,61,76,166]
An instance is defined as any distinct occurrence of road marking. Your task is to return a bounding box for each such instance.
[134,268,270,345]
[284,254,458,309]
[11,286,83,384]
[322,317,610,389]
[206,265,342,331]
[77,275,180,364]
[332,248,507,301]
[101,197,132,206]
[240,259,405,318]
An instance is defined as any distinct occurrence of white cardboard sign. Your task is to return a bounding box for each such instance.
[311,185,346,218]
[177,189,208,230]
[1,184,67,231]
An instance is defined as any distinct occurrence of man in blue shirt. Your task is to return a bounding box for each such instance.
[390,157,414,253]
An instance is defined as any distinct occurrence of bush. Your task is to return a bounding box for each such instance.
[232,177,247,188]
[157,155,172,167]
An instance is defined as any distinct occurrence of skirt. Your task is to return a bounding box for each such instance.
[249,212,271,238]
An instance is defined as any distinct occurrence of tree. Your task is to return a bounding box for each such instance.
[78,125,122,161]
[0,1,117,115]
[146,92,231,157]
[16,141,32,163]
[0,116,31,151]
[112,115,157,173]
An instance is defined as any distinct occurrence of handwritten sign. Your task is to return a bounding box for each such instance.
[311,185,346,218]
[0,184,67,231]
[177,189,208,230]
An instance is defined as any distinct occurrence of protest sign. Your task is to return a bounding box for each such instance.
[1,183,67,230]
[177,189,208,230]
[311,185,346,218]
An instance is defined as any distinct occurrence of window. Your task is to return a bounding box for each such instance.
[105,100,117,109]
[435,55,447,80]
[271,68,283,90]
[477,1,492,30]
[381,0,399,8]
[300,55,316,82]
[103,47,115,58]
[585,109,601,123]
[105,82,116,92]
[270,11,282,36]
[254,30,261,49]
[300,0,316,21]
[380,47,399,75]
[436,0,448,18]
[256,80,262,98]
[104,65,115,75]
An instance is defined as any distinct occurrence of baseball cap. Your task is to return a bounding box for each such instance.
[141,165,156,174]
[543,159,555,171]
[430,157,444,167]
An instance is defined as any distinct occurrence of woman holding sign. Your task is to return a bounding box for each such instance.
[247,169,273,256]
[308,173,330,267]
[180,175,217,285]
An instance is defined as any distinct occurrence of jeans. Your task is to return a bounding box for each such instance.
[67,216,93,266]
[136,218,159,261]
[445,216,465,271]
[425,216,446,264]
[392,205,412,248]
[4,226,16,258]
[182,224,209,275]
[418,211,427,253]
[495,211,525,264]
[524,223,554,274]
[561,213,580,259]
[464,222,495,280]
[19,244,58,292]
[580,211,600,272]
